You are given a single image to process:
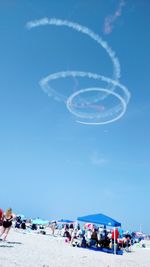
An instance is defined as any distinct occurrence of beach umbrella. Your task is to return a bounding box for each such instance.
[85,223,94,230]
[32,218,49,225]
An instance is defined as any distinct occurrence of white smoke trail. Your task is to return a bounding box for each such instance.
[26,17,121,82]
[40,70,130,104]
[40,70,130,125]
[67,87,126,125]
[26,17,131,125]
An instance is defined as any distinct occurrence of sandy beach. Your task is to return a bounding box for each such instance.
[0,228,150,267]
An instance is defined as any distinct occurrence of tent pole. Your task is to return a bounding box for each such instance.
[75,220,78,229]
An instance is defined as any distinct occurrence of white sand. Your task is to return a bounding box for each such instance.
[0,229,150,267]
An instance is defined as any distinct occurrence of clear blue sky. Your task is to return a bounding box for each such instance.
[0,0,150,233]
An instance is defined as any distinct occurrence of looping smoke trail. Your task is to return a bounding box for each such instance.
[26,17,131,125]
[103,0,126,35]
[40,71,130,104]
[67,88,126,125]
[41,71,130,125]
[26,17,120,81]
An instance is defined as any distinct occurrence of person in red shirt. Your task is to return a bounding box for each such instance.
[112,228,119,242]
[0,208,3,218]
[0,208,3,226]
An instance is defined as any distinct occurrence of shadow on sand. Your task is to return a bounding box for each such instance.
[7,241,22,245]
[0,244,14,248]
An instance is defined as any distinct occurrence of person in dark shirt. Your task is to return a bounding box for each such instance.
[0,208,14,241]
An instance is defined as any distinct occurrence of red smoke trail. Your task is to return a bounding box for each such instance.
[103,0,126,35]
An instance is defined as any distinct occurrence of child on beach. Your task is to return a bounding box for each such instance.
[0,208,14,241]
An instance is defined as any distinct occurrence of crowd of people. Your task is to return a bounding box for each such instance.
[0,207,144,253]
[62,223,132,252]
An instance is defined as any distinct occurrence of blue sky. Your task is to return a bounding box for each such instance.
[0,0,150,233]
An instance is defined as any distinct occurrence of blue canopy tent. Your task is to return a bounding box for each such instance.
[57,219,74,224]
[77,213,121,254]
[77,213,121,227]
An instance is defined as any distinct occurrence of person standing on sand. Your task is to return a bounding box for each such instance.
[0,208,14,241]
[51,221,57,236]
